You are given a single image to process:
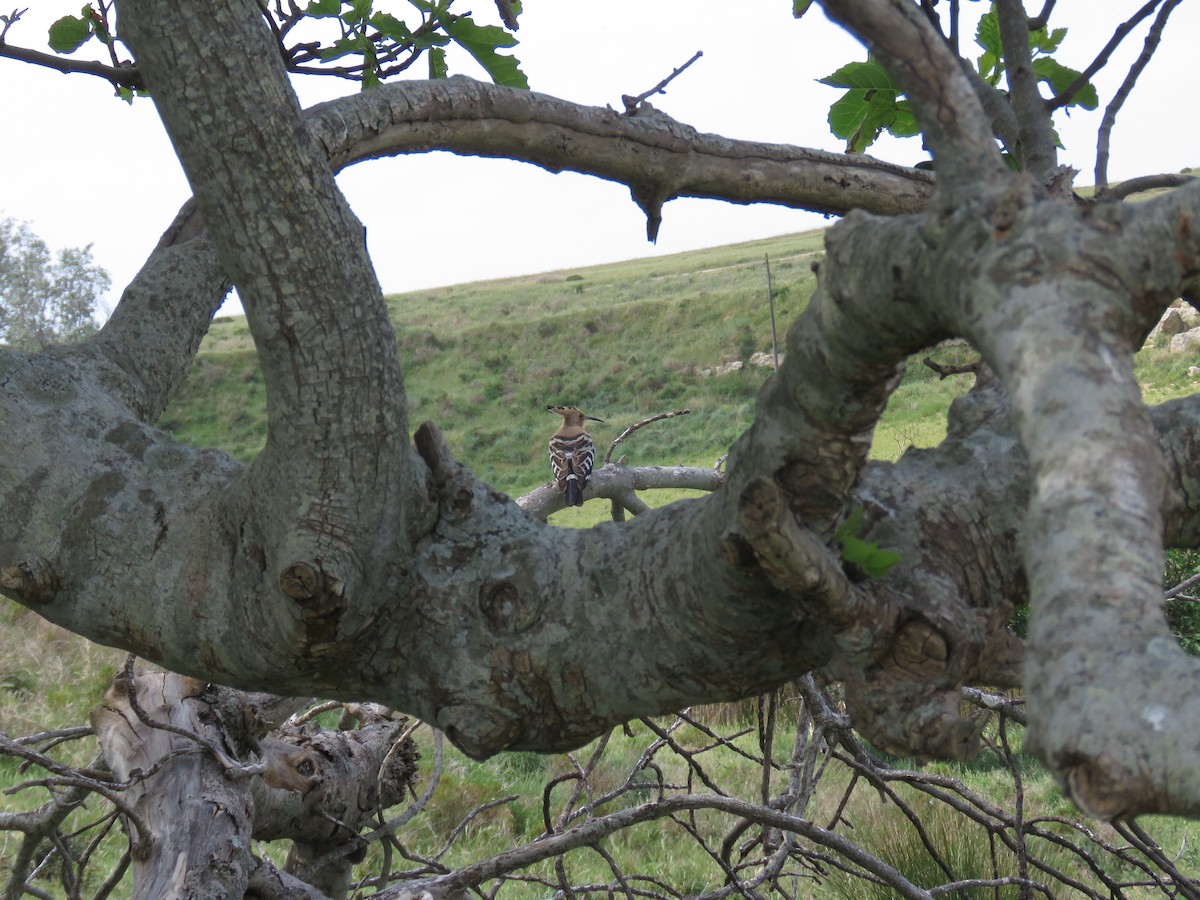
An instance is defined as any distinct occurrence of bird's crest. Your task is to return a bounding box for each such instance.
[547,405,605,426]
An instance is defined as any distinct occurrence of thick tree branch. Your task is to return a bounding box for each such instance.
[89,77,935,436]
[3,0,1200,827]
[952,180,1200,818]
[309,76,935,217]
[517,462,723,521]
[995,0,1059,181]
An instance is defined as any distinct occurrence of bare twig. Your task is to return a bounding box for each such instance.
[922,355,981,380]
[1091,0,1184,192]
[0,41,142,87]
[962,687,1028,725]
[1165,570,1200,599]
[1100,172,1196,202]
[1047,0,1162,113]
[621,51,703,114]
[603,409,691,465]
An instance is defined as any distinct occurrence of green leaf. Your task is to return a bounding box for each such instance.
[319,35,363,62]
[48,14,92,54]
[819,60,893,91]
[1030,25,1066,53]
[793,0,815,17]
[861,547,902,579]
[827,88,899,153]
[443,15,528,89]
[834,508,864,543]
[347,0,373,24]
[1033,57,1097,109]
[371,11,412,42]
[305,0,342,17]
[359,38,378,89]
[838,535,871,567]
[887,100,920,138]
[428,45,447,79]
[826,92,865,141]
[976,50,1001,84]
[834,508,901,579]
[974,9,1001,59]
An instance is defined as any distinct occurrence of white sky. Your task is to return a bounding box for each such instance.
[1,1,1196,320]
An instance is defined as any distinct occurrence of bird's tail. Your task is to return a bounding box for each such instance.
[565,474,584,507]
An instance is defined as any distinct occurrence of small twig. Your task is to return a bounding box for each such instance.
[1047,0,1160,113]
[1027,0,1056,32]
[765,255,780,370]
[962,687,1028,726]
[0,7,27,45]
[288,700,345,725]
[438,795,520,859]
[1166,570,1200,600]
[621,51,703,113]
[1092,0,1183,192]
[604,409,690,464]
[922,356,981,380]
[494,0,519,31]
[1099,172,1195,202]
[638,718,727,796]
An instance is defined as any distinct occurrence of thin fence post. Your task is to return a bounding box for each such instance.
[765,254,779,369]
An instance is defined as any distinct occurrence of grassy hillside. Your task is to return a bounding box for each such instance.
[161,222,1200,506]
[165,232,830,496]
[160,228,981,500]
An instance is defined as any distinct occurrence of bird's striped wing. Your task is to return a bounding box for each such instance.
[549,432,596,504]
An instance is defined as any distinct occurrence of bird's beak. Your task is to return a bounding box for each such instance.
[586,416,605,423]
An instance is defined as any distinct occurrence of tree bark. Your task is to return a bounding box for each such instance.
[91,665,417,898]
[1,0,1200,821]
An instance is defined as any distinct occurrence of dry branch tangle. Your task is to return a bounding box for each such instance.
[2,0,1200,825]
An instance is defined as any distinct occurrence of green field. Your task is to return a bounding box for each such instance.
[4,225,1200,895]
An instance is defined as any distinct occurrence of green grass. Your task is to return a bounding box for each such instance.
[162,230,823,497]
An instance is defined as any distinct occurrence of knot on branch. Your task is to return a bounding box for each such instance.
[0,558,61,605]
[630,183,671,243]
[436,703,522,760]
[415,419,487,523]
[479,579,542,635]
[1055,753,1137,822]
[260,738,321,796]
[279,561,344,610]
[887,617,950,679]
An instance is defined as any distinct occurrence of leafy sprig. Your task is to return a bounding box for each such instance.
[818,1,1096,155]
[834,508,901,580]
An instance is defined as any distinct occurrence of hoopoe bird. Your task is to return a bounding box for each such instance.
[547,405,604,507]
